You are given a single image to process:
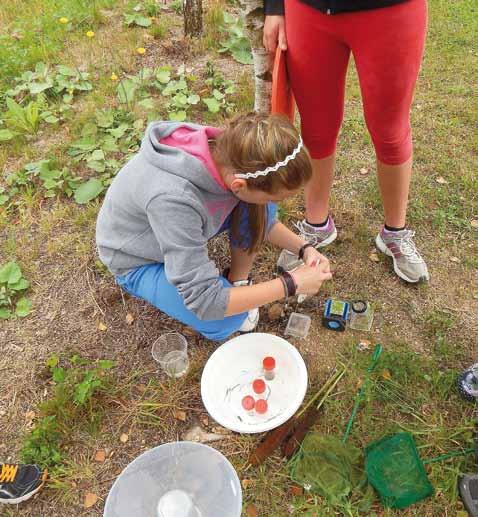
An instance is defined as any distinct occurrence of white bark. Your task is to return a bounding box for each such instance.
[239,0,272,113]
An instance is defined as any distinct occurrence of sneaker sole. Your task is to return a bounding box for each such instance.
[314,228,338,248]
[375,234,429,284]
[0,482,45,505]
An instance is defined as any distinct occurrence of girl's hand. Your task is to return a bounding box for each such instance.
[302,247,330,272]
[291,262,332,296]
[263,15,287,54]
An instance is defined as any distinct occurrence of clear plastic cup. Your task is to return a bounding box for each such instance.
[152,333,189,378]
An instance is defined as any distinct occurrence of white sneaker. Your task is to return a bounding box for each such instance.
[231,277,259,332]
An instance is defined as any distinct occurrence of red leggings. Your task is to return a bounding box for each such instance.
[285,0,427,164]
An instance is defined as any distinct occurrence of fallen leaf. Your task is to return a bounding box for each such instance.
[268,303,283,321]
[359,167,369,175]
[450,256,460,263]
[357,340,371,351]
[242,478,254,489]
[246,504,258,517]
[24,410,36,421]
[97,321,107,331]
[183,425,227,443]
[471,220,478,229]
[382,369,392,381]
[125,313,135,325]
[289,485,304,496]
[435,176,448,185]
[369,252,380,263]
[94,449,106,462]
[120,433,129,443]
[173,409,187,422]
[83,492,98,508]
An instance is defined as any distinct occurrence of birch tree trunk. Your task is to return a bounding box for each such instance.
[184,0,203,37]
[239,0,272,113]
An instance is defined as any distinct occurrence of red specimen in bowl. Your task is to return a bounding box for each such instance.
[255,399,268,414]
[241,395,255,411]
[263,356,276,371]
[252,379,266,394]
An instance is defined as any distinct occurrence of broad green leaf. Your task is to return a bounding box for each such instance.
[87,160,106,173]
[0,194,9,205]
[117,79,138,105]
[90,149,105,161]
[44,115,59,124]
[187,94,200,105]
[0,129,15,141]
[169,111,187,121]
[52,367,66,383]
[40,169,63,181]
[96,110,114,128]
[74,178,104,204]
[30,81,53,95]
[0,261,22,285]
[156,69,171,84]
[231,48,253,65]
[56,65,76,77]
[213,89,225,100]
[15,297,32,317]
[138,97,155,110]
[135,15,152,27]
[174,93,188,106]
[9,278,30,291]
[203,97,221,113]
[0,308,12,319]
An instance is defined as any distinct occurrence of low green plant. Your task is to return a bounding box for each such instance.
[124,7,152,28]
[219,12,253,65]
[21,355,115,468]
[68,108,144,202]
[0,261,32,319]
[5,62,92,102]
[203,61,236,114]
[3,159,82,206]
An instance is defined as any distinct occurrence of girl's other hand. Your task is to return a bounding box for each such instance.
[263,15,287,54]
[292,262,332,296]
[302,247,330,272]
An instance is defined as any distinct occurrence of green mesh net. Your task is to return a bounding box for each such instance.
[365,432,434,509]
[290,434,374,511]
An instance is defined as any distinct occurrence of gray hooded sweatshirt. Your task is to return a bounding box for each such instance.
[96,121,240,321]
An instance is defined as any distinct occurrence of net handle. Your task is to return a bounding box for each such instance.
[422,447,476,465]
[342,344,382,443]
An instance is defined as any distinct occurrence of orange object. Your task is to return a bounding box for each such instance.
[271,47,296,122]
[242,395,255,411]
[252,379,266,394]
[263,356,276,371]
[255,399,268,414]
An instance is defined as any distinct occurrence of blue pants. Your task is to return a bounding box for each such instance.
[116,203,277,341]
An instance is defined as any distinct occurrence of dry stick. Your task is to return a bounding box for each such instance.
[248,366,346,467]
[282,367,346,458]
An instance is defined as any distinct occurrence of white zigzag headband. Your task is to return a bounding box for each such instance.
[235,137,303,180]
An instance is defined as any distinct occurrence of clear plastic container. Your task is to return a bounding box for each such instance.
[104,441,242,517]
[285,312,311,339]
[277,249,303,273]
[348,301,374,331]
[152,333,189,378]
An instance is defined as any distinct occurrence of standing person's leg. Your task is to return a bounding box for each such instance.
[350,0,429,282]
[285,0,350,246]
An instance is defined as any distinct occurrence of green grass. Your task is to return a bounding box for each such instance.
[0,0,119,92]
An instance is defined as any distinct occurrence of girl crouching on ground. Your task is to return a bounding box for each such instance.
[96,113,332,341]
